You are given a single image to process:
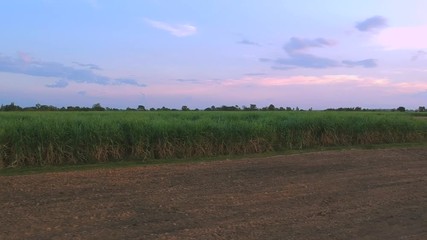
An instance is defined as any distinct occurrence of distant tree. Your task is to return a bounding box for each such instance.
[36,104,57,111]
[1,102,22,111]
[397,106,406,112]
[181,105,190,111]
[92,103,105,111]
[268,104,276,111]
[418,106,426,112]
[159,106,170,111]
[67,106,79,111]
[137,105,146,111]
[218,105,239,111]
[249,104,257,111]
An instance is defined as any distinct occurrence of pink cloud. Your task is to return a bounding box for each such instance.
[146,75,427,97]
[140,75,427,109]
[394,82,427,93]
[218,75,427,95]
[373,25,427,50]
[17,51,33,63]
[2,72,425,109]
[219,75,384,89]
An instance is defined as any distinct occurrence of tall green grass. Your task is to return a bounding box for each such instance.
[0,111,426,168]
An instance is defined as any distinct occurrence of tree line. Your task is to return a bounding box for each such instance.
[0,102,425,112]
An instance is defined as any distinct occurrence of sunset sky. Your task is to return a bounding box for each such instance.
[1,0,426,109]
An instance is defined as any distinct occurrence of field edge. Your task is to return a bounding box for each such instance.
[1,141,426,176]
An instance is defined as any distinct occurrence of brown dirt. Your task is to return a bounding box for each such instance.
[1,147,426,240]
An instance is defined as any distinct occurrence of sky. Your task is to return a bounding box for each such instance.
[0,0,426,110]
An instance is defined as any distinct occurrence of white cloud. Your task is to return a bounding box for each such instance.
[145,19,197,37]
[373,25,427,50]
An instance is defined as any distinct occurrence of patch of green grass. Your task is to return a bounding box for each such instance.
[1,111,426,169]
[409,112,427,117]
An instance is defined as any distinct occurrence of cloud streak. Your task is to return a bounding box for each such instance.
[284,37,334,54]
[0,53,146,88]
[244,73,266,76]
[114,78,147,87]
[276,37,338,68]
[220,75,427,94]
[275,55,338,69]
[342,59,377,68]
[145,19,197,37]
[72,61,102,70]
[176,78,200,84]
[237,39,260,46]
[46,79,69,88]
[412,50,427,61]
[356,16,387,32]
[261,37,376,69]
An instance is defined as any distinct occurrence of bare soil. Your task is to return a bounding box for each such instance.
[1,147,426,240]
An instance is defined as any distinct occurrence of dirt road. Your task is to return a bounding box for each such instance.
[1,147,426,239]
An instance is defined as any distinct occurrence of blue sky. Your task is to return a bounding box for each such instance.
[0,0,426,109]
